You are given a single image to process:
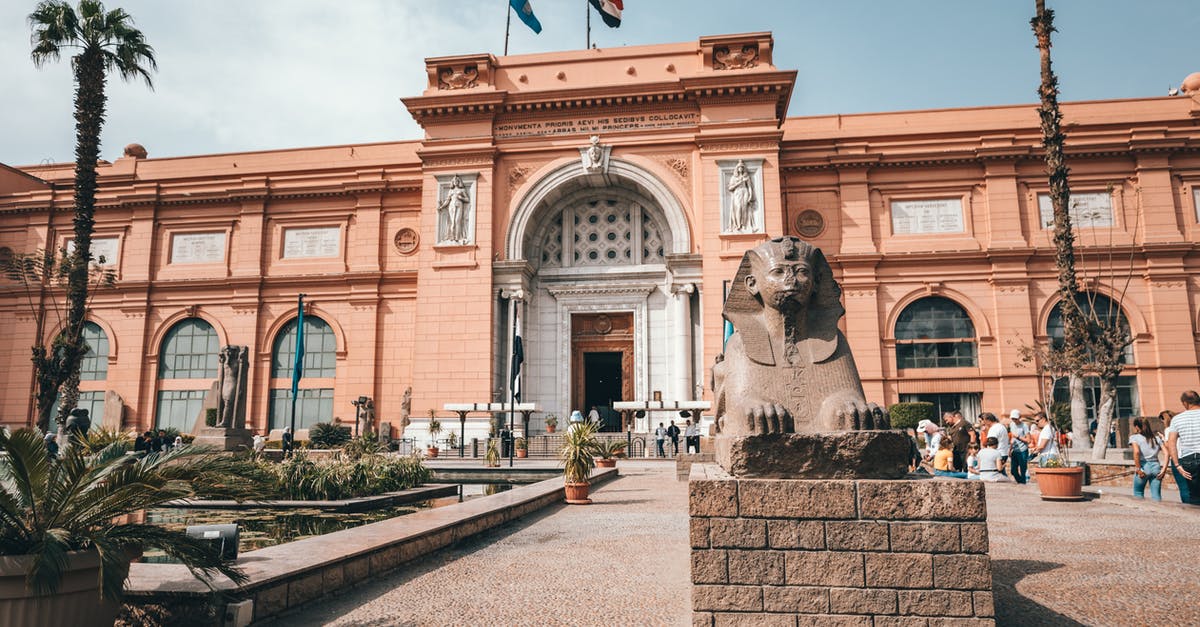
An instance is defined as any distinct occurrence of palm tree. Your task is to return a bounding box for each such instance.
[0,429,252,602]
[26,1,155,431]
[1031,0,1090,449]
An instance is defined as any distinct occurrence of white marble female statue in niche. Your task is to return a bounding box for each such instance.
[727,160,756,232]
[438,174,471,243]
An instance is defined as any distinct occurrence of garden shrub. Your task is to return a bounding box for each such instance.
[309,422,351,448]
[262,452,430,500]
[887,402,935,430]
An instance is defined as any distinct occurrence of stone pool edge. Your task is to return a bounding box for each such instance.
[158,483,460,512]
[123,467,619,623]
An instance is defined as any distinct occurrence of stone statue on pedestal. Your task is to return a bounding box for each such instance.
[194,345,253,451]
[400,386,412,428]
[217,345,249,428]
[712,236,904,478]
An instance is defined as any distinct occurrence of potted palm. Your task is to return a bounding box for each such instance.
[514,437,528,459]
[595,439,627,468]
[1035,453,1084,501]
[544,414,558,434]
[426,411,441,459]
[560,419,600,504]
[0,428,252,627]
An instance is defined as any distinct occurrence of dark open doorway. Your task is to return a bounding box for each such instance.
[584,351,623,431]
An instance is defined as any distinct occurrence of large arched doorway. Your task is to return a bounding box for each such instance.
[501,159,699,431]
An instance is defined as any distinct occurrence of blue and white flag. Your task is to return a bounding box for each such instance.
[509,0,542,34]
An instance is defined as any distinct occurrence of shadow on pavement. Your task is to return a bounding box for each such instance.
[992,559,1086,626]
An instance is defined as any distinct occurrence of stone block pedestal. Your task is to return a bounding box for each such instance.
[193,427,253,452]
[689,463,994,626]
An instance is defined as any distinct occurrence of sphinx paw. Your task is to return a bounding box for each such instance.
[747,403,793,434]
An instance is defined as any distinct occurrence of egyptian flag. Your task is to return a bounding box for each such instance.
[589,0,622,28]
[509,0,542,34]
[511,311,524,402]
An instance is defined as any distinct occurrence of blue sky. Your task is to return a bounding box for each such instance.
[1,0,1197,166]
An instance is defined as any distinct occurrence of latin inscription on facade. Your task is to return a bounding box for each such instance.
[170,232,226,264]
[494,112,699,139]
[283,227,340,259]
[890,199,964,235]
[67,236,120,266]
[1037,192,1113,229]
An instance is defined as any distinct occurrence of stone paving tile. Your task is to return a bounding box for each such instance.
[984,482,1200,626]
[287,464,1200,626]
[288,461,689,626]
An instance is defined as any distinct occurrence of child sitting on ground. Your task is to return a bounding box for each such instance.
[966,442,981,480]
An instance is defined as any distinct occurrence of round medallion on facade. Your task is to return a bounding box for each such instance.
[593,314,613,335]
[394,228,420,255]
[794,209,825,238]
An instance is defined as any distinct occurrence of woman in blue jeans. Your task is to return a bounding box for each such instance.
[1130,417,1165,501]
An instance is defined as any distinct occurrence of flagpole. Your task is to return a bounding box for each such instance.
[509,298,518,467]
[289,293,306,440]
[585,0,591,49]
[504,0,512,55]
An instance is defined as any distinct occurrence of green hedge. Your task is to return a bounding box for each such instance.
[887,402,936,430]
[260,453,431,500]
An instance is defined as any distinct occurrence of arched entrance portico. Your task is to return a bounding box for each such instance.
[497,158,700,430]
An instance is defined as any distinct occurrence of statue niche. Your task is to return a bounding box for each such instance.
[712,237,907,478]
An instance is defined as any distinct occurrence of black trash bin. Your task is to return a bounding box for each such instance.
[500,429,512,457]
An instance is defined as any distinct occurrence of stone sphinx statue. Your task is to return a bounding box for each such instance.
[712,236,904,478]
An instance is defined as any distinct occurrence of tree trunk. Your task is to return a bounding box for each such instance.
[1033,0,1090,431]
[35,48,108,430]
[1090,378,1117,460]
[1069,373,1089,451]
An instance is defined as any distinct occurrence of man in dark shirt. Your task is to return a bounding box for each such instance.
[666,420,681,456]
[945,411,972,472]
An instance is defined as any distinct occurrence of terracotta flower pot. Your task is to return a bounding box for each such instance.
[516,449,527,458]
[546,425,556,433]
[426,447,439,459]
[564,481,591,504]
[1036,466,1085,501]
[0,549,119,627]
[596,458,616,468]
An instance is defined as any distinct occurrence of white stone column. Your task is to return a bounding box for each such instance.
[672,283,695,401]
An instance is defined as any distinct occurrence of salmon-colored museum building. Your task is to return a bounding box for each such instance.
[3,33,1200,439]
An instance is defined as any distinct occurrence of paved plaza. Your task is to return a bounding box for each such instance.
[286,462,1198,626]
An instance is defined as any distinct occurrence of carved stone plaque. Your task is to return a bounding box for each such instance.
[394,228,420,255]
[67,236,120,266]
[283,227,340,258]
[794,210,825,238]
[170,232,226,264]
[890,199,964,235]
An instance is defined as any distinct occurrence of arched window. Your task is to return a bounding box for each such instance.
[159,318,219,379]
[49,321,110,433]
[1047,292,1133,364]
[895,297,978,369]
[272,317,337,378]
[79,321,109,380]
[270,316,336,429]
[156,318,218,432]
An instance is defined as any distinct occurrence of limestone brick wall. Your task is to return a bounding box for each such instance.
[689,464,993,626]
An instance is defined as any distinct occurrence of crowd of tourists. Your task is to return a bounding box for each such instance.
[907,390,1200,506]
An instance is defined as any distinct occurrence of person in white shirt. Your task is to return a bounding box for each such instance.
[917,419,943,461]
[654,422,667,457]
[1128,417,1165,501]
[684,419,700,454]
[1031,412,1059,463]
[1164,390,1200,505]
[980,412,1010,477]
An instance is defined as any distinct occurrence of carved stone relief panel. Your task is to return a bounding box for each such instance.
[438,64,479,90]
[434,173,478,245]
[718,158,765,234]
[713,44,759,70]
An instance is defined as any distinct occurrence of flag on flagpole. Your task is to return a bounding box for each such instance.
[291,295,305,397]
[588,0,622,28]
[509,0,543,34]
[511,310,524,402]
